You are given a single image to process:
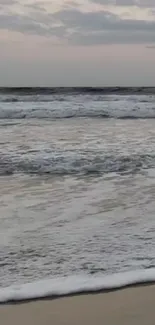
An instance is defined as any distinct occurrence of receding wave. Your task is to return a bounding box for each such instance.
[0,152,154,176]
[0,268,155,303]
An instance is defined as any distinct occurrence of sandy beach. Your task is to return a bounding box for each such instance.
[0,285,155,325]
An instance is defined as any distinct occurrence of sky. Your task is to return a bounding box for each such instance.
[0,0,155,86]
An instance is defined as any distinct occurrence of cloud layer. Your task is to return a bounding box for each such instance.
[90,0,155,7]
[0,0,17,5]
[0,0,155,45]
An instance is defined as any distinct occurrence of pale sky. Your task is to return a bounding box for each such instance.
[0,0,155,86]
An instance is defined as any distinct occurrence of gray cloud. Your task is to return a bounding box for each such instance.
[90,0,137,5]
[53,8,155,45]
[90,0,155,7]
[0,14,46,35]
[0,0,17,4]
[0,13,65,38]
[70,31,155,45]
[0,6,155,45]
[54,9,155,32]
[150,9,155,15]
[24,3,46,12]
[146,45,155,48]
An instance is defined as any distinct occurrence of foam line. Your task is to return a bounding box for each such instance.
[0,268,155,303]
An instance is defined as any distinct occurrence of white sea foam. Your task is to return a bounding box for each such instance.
[0,97,155,119]
[0,269,155,303]
[0,150,155,176]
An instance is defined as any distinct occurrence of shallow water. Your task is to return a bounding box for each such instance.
[0,90,155,291]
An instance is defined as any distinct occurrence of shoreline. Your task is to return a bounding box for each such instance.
[1,280,155,306]
[1,267,155,305]
[1,284,155,325]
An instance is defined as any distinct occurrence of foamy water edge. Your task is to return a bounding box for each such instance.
[0,269,155,303]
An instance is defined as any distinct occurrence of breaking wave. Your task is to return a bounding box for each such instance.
[0,151,155,176]
[0,268,155,303]
[0,100,155,119]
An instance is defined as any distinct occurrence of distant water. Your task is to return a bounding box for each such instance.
[0,88,155,302]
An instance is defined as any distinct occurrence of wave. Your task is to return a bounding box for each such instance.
[0,93,155,104]
[0,96,67,103]
[1,87,155,96]
[0,268,155,303]
[0,104,155,119]
[0,152,154,176]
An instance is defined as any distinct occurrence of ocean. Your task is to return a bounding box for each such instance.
[0,87,155,303]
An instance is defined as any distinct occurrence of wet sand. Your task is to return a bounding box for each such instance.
[0,284,155,325]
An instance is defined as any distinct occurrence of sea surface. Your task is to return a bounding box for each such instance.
[0,87,155,302]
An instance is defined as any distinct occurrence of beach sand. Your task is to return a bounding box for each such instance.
[0,285,155,325]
